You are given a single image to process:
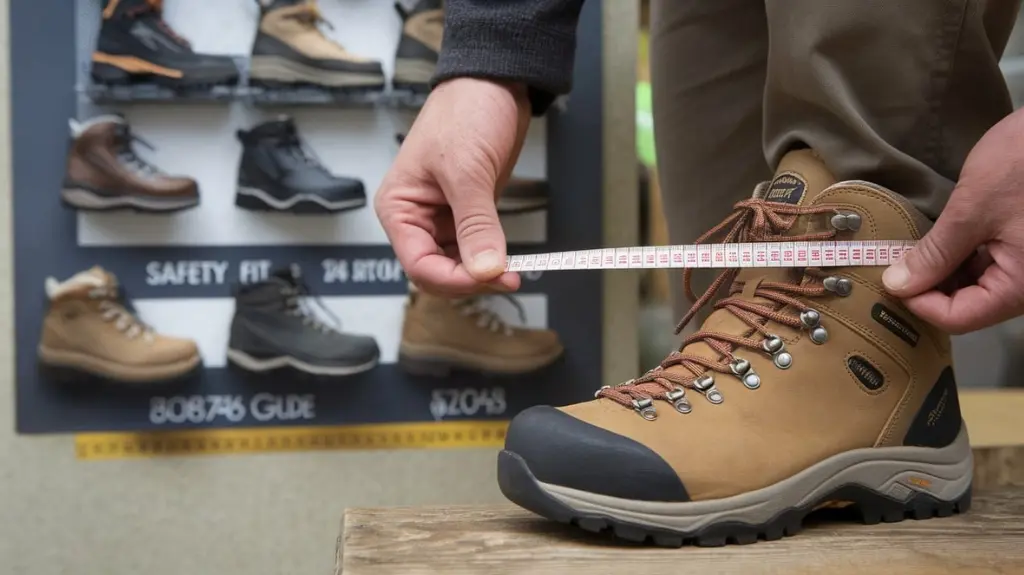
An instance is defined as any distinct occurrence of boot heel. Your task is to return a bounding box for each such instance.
[856,483,973,525]
[235,188,272,211]
[398,352,452,378]
[91,62,132,85]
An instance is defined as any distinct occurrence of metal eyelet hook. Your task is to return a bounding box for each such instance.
[632,397,658,421]
[730,357,761,390]
[666,387,692,414]
[830,211,862,232]
[823,276,853,297]
[762,335,793,370]
[800,309,829,345]
[692,374,724,404]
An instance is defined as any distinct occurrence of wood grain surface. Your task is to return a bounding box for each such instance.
[339,490,1024,575]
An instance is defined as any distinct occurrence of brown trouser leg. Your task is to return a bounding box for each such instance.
[651,0,1020,321]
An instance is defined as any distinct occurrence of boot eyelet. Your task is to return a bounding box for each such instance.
[774,352,793,369]
[830,211,862,232]
[743,372,762,389]
[823,276,853,297]
[810,326,829,344]
[729,357,761,390]
[692,374,724,404]
[799,309,821,328]
[632,398,658,420]
[667,387,692,414]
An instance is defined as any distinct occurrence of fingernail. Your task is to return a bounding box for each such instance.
[882,262,909,291]
[470,250,502,275]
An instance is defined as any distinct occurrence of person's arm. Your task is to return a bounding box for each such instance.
[432,0,587,114]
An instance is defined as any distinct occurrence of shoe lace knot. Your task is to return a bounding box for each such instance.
[596,190,857,418]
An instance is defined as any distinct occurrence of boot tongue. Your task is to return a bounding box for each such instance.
[761,148,836,219]
[667,149,838,374]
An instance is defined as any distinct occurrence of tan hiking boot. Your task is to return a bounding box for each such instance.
[399,290,564,376]
[62,115,199,212]
[38,267,201,384]
[498,149,972,546]
[250,0,385,89]
[393,0,443,92]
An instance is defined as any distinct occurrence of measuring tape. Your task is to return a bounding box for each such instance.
[505,240,915,272]
[74,420,509,461]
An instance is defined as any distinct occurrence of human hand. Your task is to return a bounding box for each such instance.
[375,78,531,296]
[882,108,1024,334]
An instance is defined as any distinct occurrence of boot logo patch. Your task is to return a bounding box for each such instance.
[871,303,919,347]
[847,355,884,391]
[765,172,807,206]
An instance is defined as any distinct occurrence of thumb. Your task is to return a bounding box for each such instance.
[449,185,508,281]
[882,207,981,297]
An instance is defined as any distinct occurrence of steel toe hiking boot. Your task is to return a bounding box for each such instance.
[92,0,239,88]
[497,149,972,546]
[249,0,385,90]
[38,266,201,384]
[399,289,564,376]
[227,266,380,376]
[62,115,200,212]
[393,0,443,92]
[235,117,366,213]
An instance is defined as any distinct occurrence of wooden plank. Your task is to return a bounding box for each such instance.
[340,490,1024,575]
[960,390,1024,448]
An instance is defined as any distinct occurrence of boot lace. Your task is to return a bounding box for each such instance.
[281,272,343,334]
[290,3,338,37]
[126,0,193,49]
[90,285,155,342]
[597,189,855,419]
[279,123,329,171]
[115,124,163,178]
[455,294,527,336]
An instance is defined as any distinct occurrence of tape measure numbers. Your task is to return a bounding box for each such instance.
[505,240,915,272]
[74,420,509,461]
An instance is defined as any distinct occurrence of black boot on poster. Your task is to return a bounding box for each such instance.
[91,0,240,88]
[235,116,367,214]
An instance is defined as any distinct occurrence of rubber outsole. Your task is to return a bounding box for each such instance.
[234,186,366,214]
[90,62,239,89]
[497,450,973,547]
[226,348,379,377]
[62,188,200,214]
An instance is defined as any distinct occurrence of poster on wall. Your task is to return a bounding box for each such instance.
[12,0,605,446]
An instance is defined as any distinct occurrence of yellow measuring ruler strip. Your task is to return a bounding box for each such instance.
[74,419,509,461]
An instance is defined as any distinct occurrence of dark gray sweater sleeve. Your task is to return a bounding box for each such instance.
[431,0,586,114]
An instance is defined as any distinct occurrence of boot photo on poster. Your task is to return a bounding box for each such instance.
[37,266,202,385]
[399,288,564,377]
[396,133,549,214]
[62,115,201,213]
[91,0,240,90]
[249,0,386,92]
[226,265,380,377]
[236,116,367,213]
[393,0,443,93]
